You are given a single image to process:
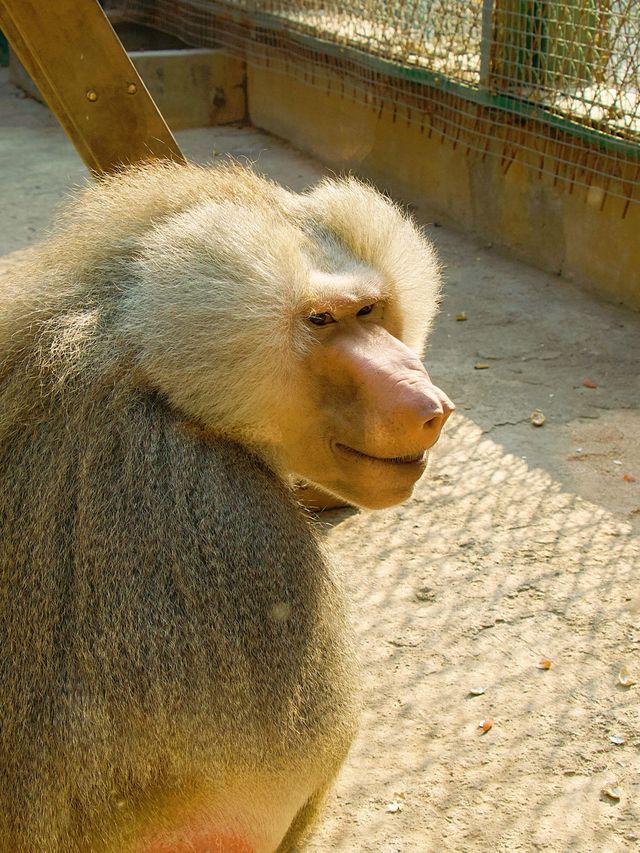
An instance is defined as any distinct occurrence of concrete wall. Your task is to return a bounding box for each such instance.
[248,65,640,311]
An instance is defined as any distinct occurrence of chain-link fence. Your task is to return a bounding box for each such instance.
[107,0,640,211]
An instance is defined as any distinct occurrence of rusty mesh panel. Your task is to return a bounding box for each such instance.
[107,0,640,210]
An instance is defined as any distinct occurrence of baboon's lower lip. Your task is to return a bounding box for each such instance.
[335,443,427,465]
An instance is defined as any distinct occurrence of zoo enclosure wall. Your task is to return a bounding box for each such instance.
[109,1,640,309]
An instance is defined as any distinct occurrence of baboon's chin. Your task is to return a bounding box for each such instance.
[293,454,429,511]
[322,475,420,511]
[349,485,418,510]
[327,452,428,510]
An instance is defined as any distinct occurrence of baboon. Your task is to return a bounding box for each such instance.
[0,161,453,853]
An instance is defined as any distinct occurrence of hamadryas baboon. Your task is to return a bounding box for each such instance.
[0,161,452,852]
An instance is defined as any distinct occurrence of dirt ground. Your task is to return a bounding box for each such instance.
[1,67,639,852]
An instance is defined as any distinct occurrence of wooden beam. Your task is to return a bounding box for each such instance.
[0,0,185,174]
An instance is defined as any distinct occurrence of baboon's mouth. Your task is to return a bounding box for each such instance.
[336,443,427,466]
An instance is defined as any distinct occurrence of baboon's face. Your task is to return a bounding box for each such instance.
[123,180,449,509]
[276,281,454,510]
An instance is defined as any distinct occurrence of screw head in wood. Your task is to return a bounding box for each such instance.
[86,89,98,102]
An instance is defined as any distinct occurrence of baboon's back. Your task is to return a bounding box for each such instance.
[0,380,355,851]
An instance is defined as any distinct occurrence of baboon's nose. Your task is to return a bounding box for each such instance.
[421,390,454,449]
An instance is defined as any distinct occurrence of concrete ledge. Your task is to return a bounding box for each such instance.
[10,48,246,130]
[129,49,245,129]
[248,64,640,311]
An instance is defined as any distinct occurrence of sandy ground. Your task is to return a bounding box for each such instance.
[1,67,639,852]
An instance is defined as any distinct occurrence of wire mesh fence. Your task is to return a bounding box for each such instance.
[107,0,640,210]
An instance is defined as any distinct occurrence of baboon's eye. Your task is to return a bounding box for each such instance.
[357,304,375,317]
[307,312,336,326]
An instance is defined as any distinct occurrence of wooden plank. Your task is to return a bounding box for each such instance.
[0,0,185,174]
